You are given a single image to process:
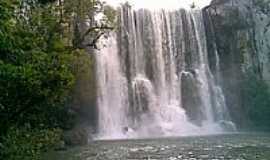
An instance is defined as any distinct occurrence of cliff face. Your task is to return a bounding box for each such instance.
[204,0,270,128]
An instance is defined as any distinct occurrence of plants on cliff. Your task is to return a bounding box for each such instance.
[242,72,270,131]
[254,0,270,14]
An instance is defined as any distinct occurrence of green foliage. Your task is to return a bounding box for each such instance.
[0,0,75,159]
[1,127,61,160]
[0,1,75,132]
[103,4,117,27]
[0,0,114,159]
[242,72,270,131]
[0,0,17,21]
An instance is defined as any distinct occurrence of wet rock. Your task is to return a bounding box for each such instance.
[181,72,205,126]
[63,126,89,146]
[203,0,270,128]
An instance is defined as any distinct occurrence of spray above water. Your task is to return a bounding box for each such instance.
[94,2,235,140]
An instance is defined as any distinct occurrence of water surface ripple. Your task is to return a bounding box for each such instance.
[48,134,270,160]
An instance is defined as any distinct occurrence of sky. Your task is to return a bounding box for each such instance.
[103,0,212,10]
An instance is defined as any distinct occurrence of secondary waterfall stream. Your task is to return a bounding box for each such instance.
[95,6,235,140]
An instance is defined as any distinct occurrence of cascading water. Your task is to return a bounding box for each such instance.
[94,5,235,139]
[95,34,130,139]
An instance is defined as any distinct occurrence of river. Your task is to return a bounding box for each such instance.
[47,133,270,160]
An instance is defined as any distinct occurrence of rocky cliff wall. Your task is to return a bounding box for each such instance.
[204,0,270,129]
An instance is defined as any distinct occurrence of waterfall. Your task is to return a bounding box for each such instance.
[94,6,235,140]
[95,34,130,139]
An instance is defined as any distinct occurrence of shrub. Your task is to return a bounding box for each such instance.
[0,127,62,160]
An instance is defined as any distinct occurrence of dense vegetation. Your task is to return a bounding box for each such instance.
[0,0,115,159]
[242,72,270,132]
[0,0,269,159]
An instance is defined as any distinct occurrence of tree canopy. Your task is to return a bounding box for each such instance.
[0,0,115,159]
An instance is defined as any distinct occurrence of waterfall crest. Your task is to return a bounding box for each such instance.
[95,6,235,140]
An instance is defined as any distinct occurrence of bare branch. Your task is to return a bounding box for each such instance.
[85,32,106,49]
[81,25,113,40]
[73,24,113,50]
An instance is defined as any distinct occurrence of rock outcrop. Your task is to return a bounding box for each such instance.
[204,0,270,128]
